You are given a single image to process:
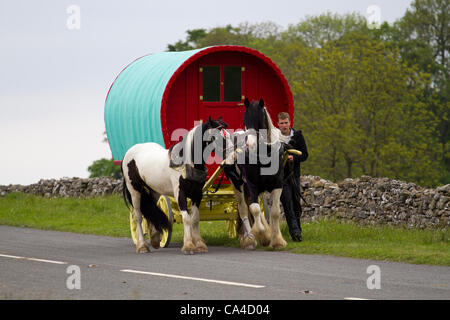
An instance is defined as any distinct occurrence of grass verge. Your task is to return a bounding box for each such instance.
[0,193,448,266]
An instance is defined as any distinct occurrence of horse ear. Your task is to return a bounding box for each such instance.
[259,99,265,108]
[208,115,212,122]
[244,98,250,108]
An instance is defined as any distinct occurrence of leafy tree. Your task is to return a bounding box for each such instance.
[167,29,207,51]
[88,158,122,179]
[163,10,448,186]
[283,12,369,48]
[392,0,450,183]
[293,35,441,186]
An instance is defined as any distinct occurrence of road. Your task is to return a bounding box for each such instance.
[0,225,449,300]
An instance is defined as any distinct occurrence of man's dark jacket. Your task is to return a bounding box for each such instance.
[285,128,308,178]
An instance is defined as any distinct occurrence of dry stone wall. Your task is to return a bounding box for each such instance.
[1,175,448,229]
[299,175,449,229]
[0,177,122,198]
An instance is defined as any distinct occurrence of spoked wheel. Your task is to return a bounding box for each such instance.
[129,208,149,245]
[156,196,173,248]
[226,220,237,238]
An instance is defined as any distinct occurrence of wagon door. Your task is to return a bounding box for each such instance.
[198,53,245,131]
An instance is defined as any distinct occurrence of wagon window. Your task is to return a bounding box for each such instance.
[224,66,242,102]
[202,66,220,102]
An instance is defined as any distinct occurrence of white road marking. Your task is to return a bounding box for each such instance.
[0,253,67,265]
[344,297,370,300]
[120,269,265,288]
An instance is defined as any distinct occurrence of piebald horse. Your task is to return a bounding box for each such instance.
[224,98,287,250]
[122,117,227,254]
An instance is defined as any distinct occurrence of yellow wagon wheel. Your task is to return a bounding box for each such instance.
[129,208,149,245]
[226,220,237,238]
[260,195,269,221]
[156,195,173,248]
[129,196,173,248]
[231,195,269,239]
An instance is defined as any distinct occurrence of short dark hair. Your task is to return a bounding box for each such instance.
[278,112,290,121]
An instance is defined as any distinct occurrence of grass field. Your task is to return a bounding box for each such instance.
[0,192,448,266]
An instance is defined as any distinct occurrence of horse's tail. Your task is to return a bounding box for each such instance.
[138,184,172,233]
[121,165,133,210]
[122,178,133,210]
[121,161,171,233]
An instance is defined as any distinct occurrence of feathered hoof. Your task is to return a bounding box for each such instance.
[136,243,150,254]
[241,235,257,250]
[195,241,208,253]
[256,231,271,247]
[195,246,208,253]
[150,234,161,249]
[182,242,196,255]
[269,238,287,250]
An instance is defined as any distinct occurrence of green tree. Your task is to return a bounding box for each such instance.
[88,158,122,179]
[293,35,441,186]
[167,29,207,51]
[164,11,448,185]
[393,0,450,183]
[283,12,368,48]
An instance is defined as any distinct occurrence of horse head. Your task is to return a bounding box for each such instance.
[243,98,272,154]
[199,116,231,164]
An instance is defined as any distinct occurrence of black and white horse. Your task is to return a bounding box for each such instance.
[224,98,287,250]
[122,117,227,254]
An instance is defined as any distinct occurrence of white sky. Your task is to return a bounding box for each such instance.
[0,0,413,185]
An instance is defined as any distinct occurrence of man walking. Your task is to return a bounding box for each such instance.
[277,112,308,242]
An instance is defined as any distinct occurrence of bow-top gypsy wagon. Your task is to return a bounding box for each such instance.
[104,45,294,251]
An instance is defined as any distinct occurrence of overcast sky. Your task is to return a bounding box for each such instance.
[0,0,413,185]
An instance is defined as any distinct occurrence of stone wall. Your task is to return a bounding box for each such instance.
[0,177,122,198]
[1,175,448,229]
[299,175,449,229]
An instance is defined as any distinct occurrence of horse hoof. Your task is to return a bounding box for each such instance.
[195,242,208,253]
[244,243,256,250]
[136,245,150,254]
[255,229,271,246]
[269,240,287,250]
[195,247,208,253]
[241,236,257,250]
[150,240,161,249]
[257,237,271,247]
[182,248,195,255]
[182,243,196,255]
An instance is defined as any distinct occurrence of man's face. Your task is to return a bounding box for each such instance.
[278,117,291,136]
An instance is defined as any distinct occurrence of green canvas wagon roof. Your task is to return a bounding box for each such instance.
[104,48,205,161]
[104,46,293,162]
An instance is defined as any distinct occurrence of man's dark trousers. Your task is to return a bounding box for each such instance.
[281,171,302,240]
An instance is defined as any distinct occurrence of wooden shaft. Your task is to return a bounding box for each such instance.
[202,160,226,192]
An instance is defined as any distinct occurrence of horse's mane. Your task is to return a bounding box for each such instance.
[263,107,280,146]
[243,100,280,146]
[183,124,201,166]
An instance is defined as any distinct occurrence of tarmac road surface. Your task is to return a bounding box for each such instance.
[0,225,449,300]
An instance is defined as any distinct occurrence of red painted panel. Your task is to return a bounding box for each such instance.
[161,46,293,148]
[198,52,244,131]
[161,46,294,179]
[257,61,289,124]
